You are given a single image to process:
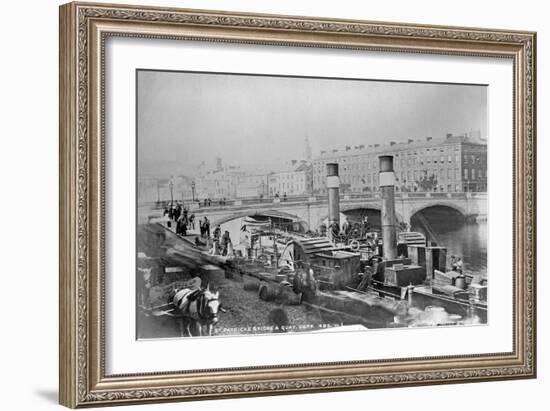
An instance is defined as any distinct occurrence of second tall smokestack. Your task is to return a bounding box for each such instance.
[326,163,340,238]
[379,155,397,260]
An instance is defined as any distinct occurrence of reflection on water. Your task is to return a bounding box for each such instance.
[411,212,487,277]
[396,306,481,328]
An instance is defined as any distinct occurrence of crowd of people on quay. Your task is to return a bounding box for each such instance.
[163,202,195,236]
[162,201,233,257]
[196,222,233,257]
[197,198,229,208]
[186,193,299,209]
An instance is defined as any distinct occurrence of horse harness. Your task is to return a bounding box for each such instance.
[174,288,218,321]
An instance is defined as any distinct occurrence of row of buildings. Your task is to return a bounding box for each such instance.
[312,132,487,195]
[137,159,313,204]
[138,132,487,204]
[194,160,313,201]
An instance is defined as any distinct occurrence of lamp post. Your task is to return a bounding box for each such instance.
[191,181,196,202]
[169,178,174,205]
[156,179,160,207]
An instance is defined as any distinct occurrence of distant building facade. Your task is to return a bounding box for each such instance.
[268,161,313,197]
[195,167,243,200]
[236,174,270,198]
[312,132,487,194]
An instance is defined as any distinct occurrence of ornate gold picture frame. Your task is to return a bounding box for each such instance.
[59,1,536,408]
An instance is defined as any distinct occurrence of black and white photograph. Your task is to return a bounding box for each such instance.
[136,70,488,339]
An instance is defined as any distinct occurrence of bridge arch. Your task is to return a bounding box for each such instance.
[212,209,309,231]
[317,205,404,230]
[408,202,468,222]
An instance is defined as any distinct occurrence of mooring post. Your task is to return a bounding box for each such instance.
[407,283,414,306]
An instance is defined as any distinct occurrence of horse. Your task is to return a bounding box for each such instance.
[171,285,220,337]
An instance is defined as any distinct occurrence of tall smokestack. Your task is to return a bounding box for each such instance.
[326,163,340,238]
[379,155,397,260]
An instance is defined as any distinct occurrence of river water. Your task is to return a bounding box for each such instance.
[411,217,487,278]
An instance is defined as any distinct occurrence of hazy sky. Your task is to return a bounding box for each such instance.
[137,70,487,176]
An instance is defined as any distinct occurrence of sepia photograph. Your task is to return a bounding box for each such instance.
[136,69,488,339]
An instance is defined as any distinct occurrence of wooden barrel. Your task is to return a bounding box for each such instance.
[282,290,302,306]
[259,284,302,305]
[258,283,278,301]
[243,276,260,291]
[275,273,287,283]
[454,275,466,290]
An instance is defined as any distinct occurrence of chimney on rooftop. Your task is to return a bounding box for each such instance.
[446,133,453,139]
[390,141,396,146]
[426,137,433,142]
[408,139,414,144]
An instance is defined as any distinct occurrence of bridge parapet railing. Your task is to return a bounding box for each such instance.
[428,192,452,199]
[141,191,486,212]
[406,192,428,198]
[470,192,487,199]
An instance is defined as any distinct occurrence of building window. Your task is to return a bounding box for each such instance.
[463,168,468,180]
[472,169,476,179]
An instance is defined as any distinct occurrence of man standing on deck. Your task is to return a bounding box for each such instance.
[204,216,210,237]
[455,257,463,273]
[213,225,221,240]
[221,230,232,256]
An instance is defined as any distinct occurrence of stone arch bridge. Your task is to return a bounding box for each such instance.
[184,192,487,230]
